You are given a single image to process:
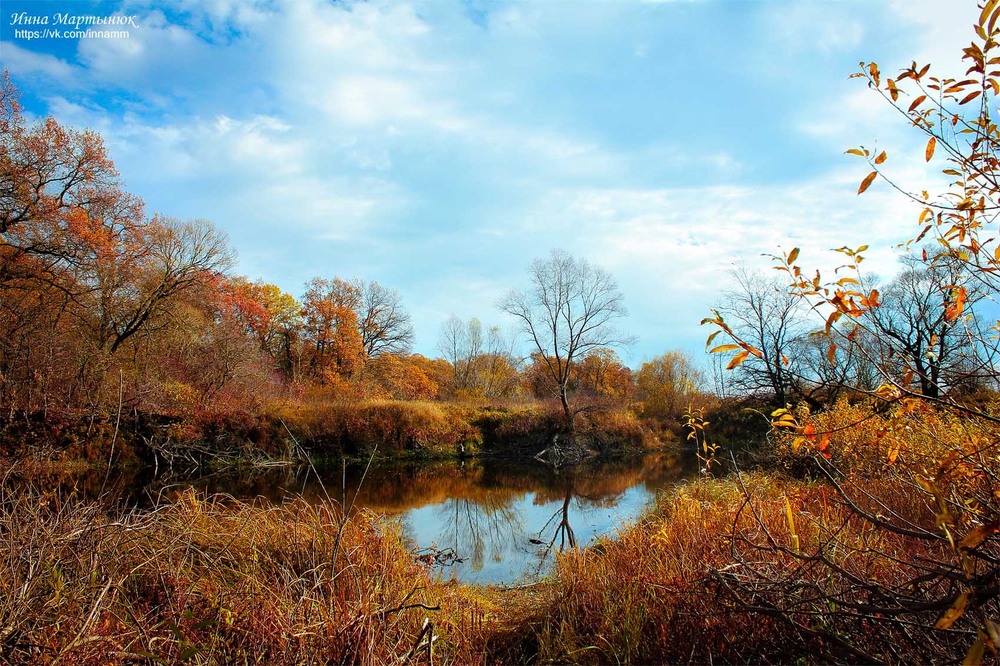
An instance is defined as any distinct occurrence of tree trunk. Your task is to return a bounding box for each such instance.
[559,383,573,431]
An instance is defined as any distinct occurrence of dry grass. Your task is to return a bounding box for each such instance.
[534,474,798,664]
[533,399,1000,664]
[273,399,480,456]
[0,477,546,665]
[8,398,996,664]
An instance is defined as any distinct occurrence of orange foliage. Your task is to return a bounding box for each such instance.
[575,348,632,399]
[363,353,439,400]
[302,277,366,379]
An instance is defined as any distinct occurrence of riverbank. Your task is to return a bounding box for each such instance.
[0,399,666,473]
[0,466,965,664]
[1,475,575,664]
[7,397,986,664]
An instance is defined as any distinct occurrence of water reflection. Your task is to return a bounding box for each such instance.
[432,495,522,572]
[10,451,698,584]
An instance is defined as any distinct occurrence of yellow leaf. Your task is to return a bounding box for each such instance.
[961,90,983,105]
[959,522,1000,551]
[875,151,887,165]
[784,497,800,554]
[981,0,999,30]
[964,634,986,666]
[887,440,901,465]
[926,136,937,161]
[787,247,799,264]
[726,350,750,370]
[936,591,970,629]
[709,344,742,354]
[818,435,832,459]
[858,171,877,194]
[986,620,1000,650]
[909,95,927,112]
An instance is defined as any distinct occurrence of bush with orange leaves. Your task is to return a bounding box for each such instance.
[534,398,1000,663]
[696,3,1000,661]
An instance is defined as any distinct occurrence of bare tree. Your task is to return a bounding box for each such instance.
[499,249,630,429]
[479,324,522,398]
[437,316,520,398]
[862,253,987,398]
[353,280,414,357]
[635,351,704,419]
[716,265,802,406]
[787,328,876,408]
[438,315,471,391]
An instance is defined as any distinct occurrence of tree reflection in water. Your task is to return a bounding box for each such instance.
[438,494,522,571]
[25,451,700,583]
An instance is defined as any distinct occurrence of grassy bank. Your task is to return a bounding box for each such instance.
[1,465,990,664]
[0,480,546,665]
[534,398,1000,664]
[0,399,651,469]
[9,398,990,664]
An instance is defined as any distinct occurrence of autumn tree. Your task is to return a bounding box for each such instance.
[575,348,633,400]
[302,277,366,380]
[634,351,703,419]
[0,74,236,418]
[523,352,561,399]
[221,278,303,379]
[500,250,630,429]
[437,316,520,398]
[362,353,438,400]
[405,354,454,395]
[438,315,479,393]
[0,70,130,244]
[140,277,279,414]
[78,217,233,356]
[476,325,522,399]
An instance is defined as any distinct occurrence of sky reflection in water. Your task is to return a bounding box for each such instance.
[41,451,698,585]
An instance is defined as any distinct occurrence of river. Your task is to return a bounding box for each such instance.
[34,450,698,585]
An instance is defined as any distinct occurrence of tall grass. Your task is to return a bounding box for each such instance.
[0,483,448,664]
[11,398,987,664]
[533,399,1000,664]
[273,399,480,456]
[0,472,559,665]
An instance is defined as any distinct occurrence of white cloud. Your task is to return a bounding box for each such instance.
[4,0,977,362]
[767,4,866,55]
[1,43,81,88]
[888,0,980,72]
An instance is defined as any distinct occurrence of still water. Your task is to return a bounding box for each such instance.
[52,451,698,585]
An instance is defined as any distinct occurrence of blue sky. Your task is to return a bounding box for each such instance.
[0,0,976,366]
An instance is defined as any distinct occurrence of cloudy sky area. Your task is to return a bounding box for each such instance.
[0,0,978,365]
